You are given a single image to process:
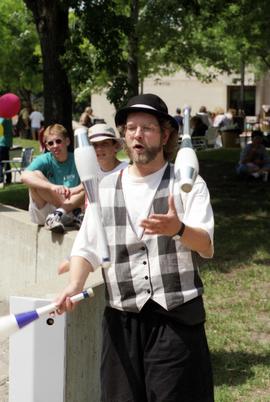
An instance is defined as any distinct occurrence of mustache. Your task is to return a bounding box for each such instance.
[124,142,163,164]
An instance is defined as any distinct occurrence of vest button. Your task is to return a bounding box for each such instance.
[143,261,147,265]
[147,289,151,294]
[141,246,145,251]
[145,276,148,280]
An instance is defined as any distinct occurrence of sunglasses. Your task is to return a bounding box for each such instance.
[46,138,63,147]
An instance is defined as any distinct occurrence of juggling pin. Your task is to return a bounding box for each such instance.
[0,288,94,341]
[174,106,199,193]
[74,127,111,268]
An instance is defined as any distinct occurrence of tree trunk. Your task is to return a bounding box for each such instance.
[127,0,139,98]
[23,0,73,141]
[240,58,245,113]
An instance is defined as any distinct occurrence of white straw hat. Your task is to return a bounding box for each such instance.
[88,123,121,142]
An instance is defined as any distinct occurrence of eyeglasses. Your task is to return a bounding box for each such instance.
[46,138,63,147]
[125,124,159,135]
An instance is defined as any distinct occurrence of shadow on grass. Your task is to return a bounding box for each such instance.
[212,350,270,386]
[0,183,29,210]
[198,151,270,273]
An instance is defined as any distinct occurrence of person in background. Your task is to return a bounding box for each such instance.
[79,112,92,128]
[56,93,214,402]
[29,107,44,140]
[190,115,208,137]
[84,106,95,126]
[237,130,270,180]
[0,117,13,184]
[173,107,183,134]
[212,106,226,128]
[88,123,129,177]
[221,108,236,127]
[197,106,212,128]
[38,121,46,153]
[58,123,128,274]
[16,106,31,139]
[21,124,85,233]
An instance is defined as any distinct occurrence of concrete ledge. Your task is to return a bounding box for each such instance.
[0,204,78,297]
[0,203,103,298]
[0,204,105,401]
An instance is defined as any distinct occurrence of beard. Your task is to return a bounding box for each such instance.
[124,142,163,164]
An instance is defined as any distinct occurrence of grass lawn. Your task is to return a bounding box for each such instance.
[0,138,40,209]
[199,148,270,401]
[0,143,269,401]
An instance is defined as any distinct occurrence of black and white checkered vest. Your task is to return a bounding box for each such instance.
[99,164,203,312]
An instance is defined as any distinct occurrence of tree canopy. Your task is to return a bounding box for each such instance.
[0,0,42,104]
[1,0,270,128]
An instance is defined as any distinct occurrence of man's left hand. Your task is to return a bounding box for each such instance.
[140,194,181,236]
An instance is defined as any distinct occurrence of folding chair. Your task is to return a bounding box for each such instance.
[2,147,34,186]
[192,136,207,151]
[205,127,219,148]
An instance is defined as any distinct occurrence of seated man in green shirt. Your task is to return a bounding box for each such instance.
[21,124,85,233]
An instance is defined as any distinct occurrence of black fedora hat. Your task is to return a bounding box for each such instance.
[115,93,179,131]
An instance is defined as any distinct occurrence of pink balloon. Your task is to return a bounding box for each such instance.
[0,93,21,118]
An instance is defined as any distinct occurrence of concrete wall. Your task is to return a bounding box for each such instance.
[0,204,105,402]
[92,69,258,128]
[65,285,105,402]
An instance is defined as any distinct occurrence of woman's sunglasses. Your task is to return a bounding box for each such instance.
[46,138,63,147]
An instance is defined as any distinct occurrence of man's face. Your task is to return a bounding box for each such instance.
[124,112,167,164]
[92,139,119,164]
[45,133,70,161]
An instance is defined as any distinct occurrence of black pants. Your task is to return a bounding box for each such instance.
[0,146,11,184]
[101,302,214,402]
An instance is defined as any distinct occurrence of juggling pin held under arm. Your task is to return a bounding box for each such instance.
[0,288,94,341]
[174,106,199,193]
[74,128,111,268]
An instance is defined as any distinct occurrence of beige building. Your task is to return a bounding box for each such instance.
[92,70,270,129]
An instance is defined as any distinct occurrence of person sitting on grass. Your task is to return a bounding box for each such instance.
[57,123,128,274]
[21,124,85,233]
[236,130,270,181]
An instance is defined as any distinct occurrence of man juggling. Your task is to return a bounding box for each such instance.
[56,93,215,402]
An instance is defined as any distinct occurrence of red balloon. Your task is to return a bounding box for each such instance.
[0,93,21,118]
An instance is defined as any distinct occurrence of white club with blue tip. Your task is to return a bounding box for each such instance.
[174,106,199,193]
[0,288,94,340]
[74,127,111,268]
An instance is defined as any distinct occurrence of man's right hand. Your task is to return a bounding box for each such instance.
[51,183,71,199]
[55,283,84,314]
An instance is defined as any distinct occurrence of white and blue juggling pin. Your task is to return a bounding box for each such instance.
[0,288,94,340]
[174,106,199,193]
[74,127,111,268]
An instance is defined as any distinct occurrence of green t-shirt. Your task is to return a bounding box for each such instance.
[27,152,80,187]
[0,118,13,148]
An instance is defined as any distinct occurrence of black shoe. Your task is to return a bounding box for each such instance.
[73,208,84,229]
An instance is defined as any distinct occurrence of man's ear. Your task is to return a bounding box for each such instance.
[65,137,71,146]
[162,129,170,145]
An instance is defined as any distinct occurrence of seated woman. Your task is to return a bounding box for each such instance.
[190,115,208,137]
[236,130,270,180]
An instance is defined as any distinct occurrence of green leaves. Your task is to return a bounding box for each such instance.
[0,0,42,98]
